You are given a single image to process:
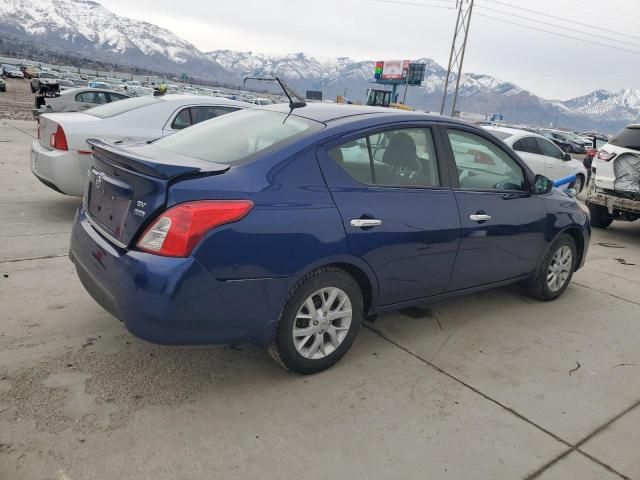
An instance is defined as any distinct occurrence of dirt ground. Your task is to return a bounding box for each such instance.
[0,77,35,120]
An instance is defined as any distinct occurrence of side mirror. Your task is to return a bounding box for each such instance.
[563,153,572,161]
[532,174,553,195]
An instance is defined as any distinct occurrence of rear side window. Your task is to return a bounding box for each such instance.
[610,125,640,151]
[75,91,108,105]
[171,106,239,130]
[513,136,540,155]
[329,128,440,188]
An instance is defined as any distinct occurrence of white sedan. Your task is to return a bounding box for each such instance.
[31,95,245,197]
[484,126,588,192]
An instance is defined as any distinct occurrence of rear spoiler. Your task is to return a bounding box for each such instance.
[87,139,230,180]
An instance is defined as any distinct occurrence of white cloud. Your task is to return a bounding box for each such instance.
[98,0,640,99]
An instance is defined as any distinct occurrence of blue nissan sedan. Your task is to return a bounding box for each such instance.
[69,103,591,374]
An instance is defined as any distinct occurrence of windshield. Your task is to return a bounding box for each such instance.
[85,96,162,118]
[40,73,58,79]
[153,109,323,164]
[610,126,640,151]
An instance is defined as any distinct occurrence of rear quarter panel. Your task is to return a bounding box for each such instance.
[167,148,357,281]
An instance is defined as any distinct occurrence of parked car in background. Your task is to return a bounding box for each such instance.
[247,98,274,105]
[541,130,586,154]
[57,79,76,91]
[88,81,112,90]
[36,87,131,115]
[2,65,24,78]
[68,103,591,374]
[587,123,640,228]
[485,126,588,191]
[21,66,40,79]
[0,78,6,92]
[31,72,59,93]
[32,95,245,196]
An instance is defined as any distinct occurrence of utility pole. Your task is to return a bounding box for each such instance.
[440,0,475,116]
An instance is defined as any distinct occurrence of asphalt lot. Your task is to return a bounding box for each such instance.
[1,119,639,480]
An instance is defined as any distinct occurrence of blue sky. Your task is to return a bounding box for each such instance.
[100,0,640,100]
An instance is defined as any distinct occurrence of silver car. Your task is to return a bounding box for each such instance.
[37,87,131,114]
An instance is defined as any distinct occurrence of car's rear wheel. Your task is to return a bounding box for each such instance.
[527,234,577,301]
[587,203,613,228]
[269,267,363,374]
[562,145,572,153]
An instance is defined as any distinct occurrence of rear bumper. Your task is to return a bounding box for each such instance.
[69,207,290,346]
[31,140,89,197]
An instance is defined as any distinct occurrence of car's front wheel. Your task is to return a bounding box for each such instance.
[527,234,577,301]
[269,267,363,374]
[570,174,584,193]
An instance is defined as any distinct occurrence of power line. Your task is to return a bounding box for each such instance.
[477,4,640,49]
[475,12,640,56]
[483,0,640,42]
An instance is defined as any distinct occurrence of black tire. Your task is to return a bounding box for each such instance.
[587,203,613,228]
[268,267,363,374]
[562,144,572,153]
[570,174,585,193]
[526,234,577,301]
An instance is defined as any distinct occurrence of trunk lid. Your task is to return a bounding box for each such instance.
[38,112,100,150]
[85,139,230,247]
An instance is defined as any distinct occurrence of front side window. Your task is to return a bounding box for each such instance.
[328,128,440,188]
[536,138,563,160]
[447,129,525,191]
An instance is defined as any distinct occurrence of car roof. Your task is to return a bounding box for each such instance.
[155,94,246,107]
[60,87,129,96]
[257,102,452,123]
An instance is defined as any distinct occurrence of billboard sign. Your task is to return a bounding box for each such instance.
[379,60,410,80]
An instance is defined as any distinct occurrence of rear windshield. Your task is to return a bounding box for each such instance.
[487,130,513,140]
[85,96,162,118]
[610,126,640,151]
[153,109,323,164]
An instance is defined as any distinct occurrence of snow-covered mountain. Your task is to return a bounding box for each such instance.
[0,0,230,78]
[0,0,637,132]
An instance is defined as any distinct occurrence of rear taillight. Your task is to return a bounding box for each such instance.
[137,200,253,257]
[50,125,68,151]
[36,118,40,139]
[597,150,616,162]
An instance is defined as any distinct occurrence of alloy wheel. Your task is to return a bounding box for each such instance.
[547,245,573,292]
[292,287,352,360]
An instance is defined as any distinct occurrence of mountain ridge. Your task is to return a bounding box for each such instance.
[0,0,637,132]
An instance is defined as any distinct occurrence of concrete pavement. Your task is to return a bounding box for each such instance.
[1,119,639,479]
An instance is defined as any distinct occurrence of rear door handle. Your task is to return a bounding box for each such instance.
[350,218,382,228]
[469,214,492,222]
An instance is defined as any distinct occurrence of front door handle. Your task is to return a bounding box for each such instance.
[350,218,382,228]
[469,214,492,222]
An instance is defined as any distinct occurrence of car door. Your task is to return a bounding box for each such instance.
[443,126,548,291]
[535,137,571,179]
[317,124,460,306]
[512,136,547,176]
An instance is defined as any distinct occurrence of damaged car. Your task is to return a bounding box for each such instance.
[587,123,640,227]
